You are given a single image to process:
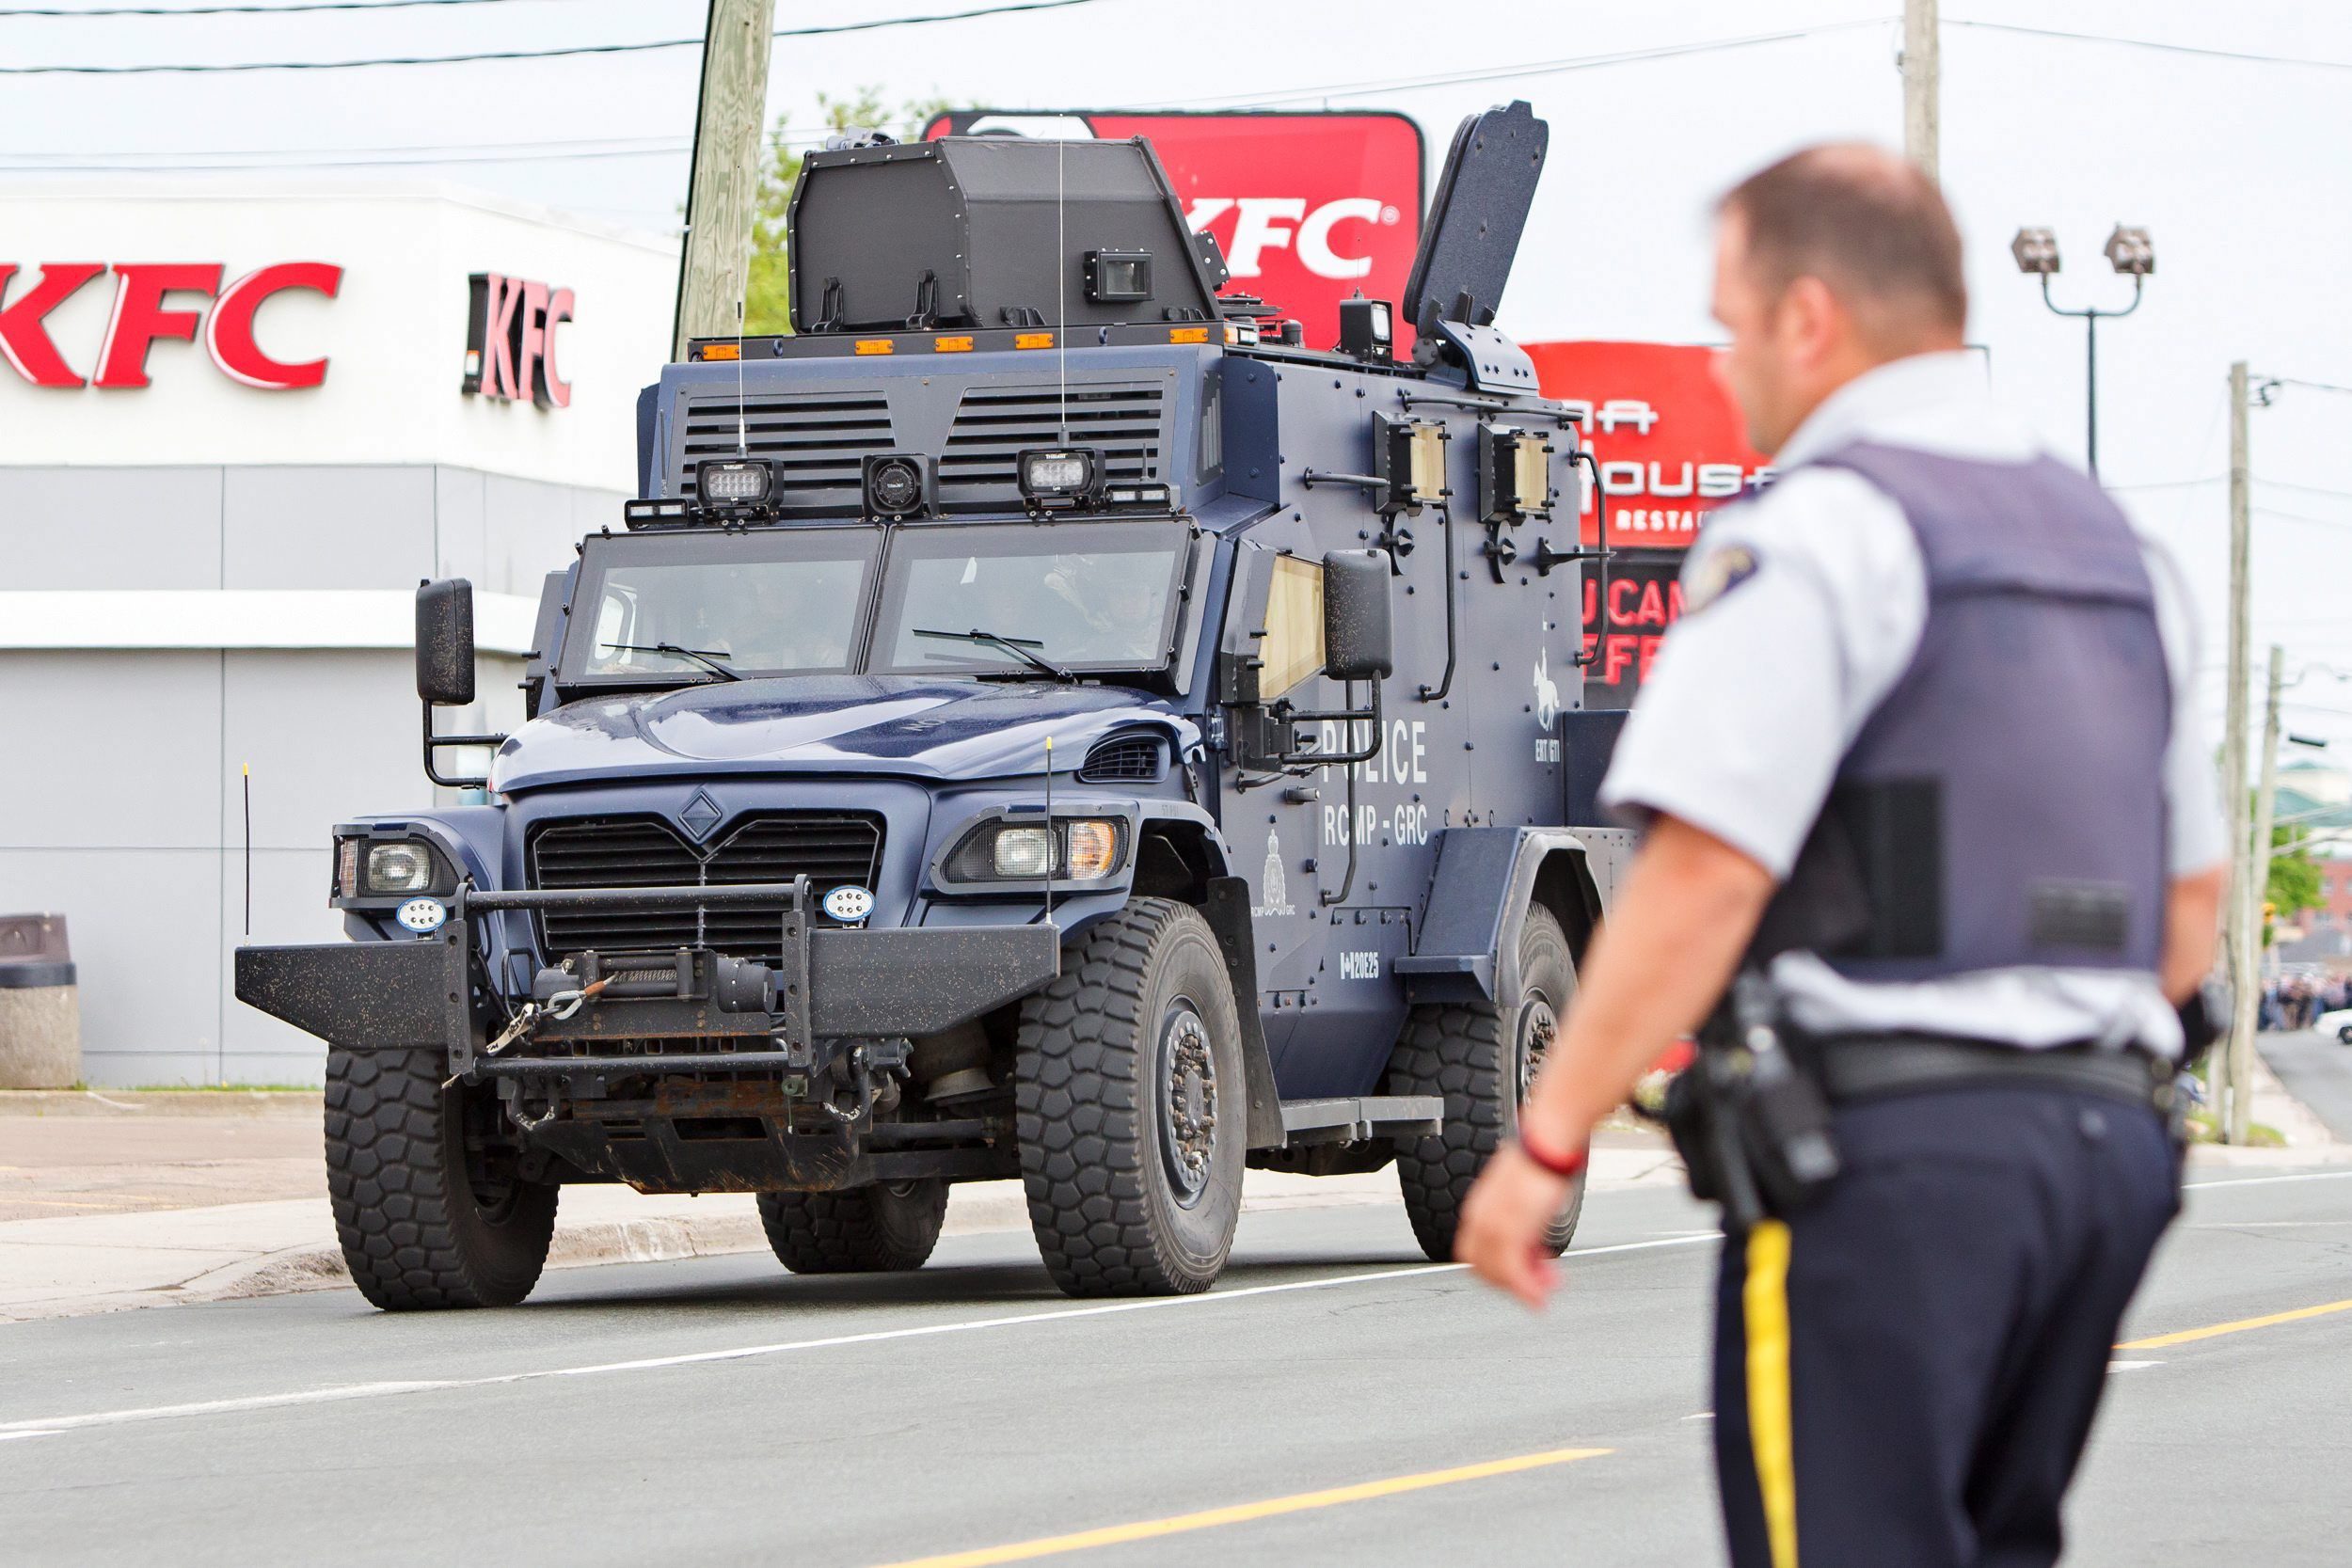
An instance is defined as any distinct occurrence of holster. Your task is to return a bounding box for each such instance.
[1663,985,1842,1231]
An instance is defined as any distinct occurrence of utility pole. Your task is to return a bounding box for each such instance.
[2219,361,2254,1138]
[2242,644,2284,1146]
[1902,0,1940,180]
[673,0,777,362]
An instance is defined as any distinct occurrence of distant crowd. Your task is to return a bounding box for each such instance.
[2263,974,2351,1032]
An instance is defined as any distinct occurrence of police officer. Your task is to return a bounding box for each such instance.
[1456,143,2225,1568]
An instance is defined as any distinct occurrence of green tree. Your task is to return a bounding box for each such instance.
[743,88,951,336]
[2267,825,2323,919]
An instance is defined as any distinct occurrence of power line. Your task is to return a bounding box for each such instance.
[0,0,1107,73]
[2273,377,2352,397]
[0,116,933,171]
[2254,505,2352,531]
[0,0,551,14]
[1949,19,2352,71]
[1166,17,1899,109]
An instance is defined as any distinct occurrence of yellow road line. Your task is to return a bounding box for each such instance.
[2119,1296,2352,1350]
[868,1447,1613,1568]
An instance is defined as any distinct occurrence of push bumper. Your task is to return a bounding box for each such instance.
[233,877,1061,1080]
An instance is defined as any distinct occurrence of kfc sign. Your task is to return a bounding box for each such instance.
[0,261,341,390]
[926,109,1423,354]
[1522,341,1773,550]
[463,273,574,408]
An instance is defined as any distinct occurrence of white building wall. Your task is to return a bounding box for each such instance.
[0,186,676,1084]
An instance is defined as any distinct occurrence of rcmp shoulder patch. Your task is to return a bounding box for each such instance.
[1683,542,1762,613]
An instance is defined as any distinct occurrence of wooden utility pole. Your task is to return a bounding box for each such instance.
[2242,644,2284,1145]
[2219,361,2254,1138]
[672,0,777,362]
[1902,0,1940,180]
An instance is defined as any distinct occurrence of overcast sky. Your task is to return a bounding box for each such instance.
[5,0,2350,761]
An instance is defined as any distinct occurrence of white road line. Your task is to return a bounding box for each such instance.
[2106,1360,2163,1372]
[0,1431,60,1443]
[2184,1169,2352,1191]
[0,1234,1718,1438]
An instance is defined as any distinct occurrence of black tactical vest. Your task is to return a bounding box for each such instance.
[1747,440,2171,983]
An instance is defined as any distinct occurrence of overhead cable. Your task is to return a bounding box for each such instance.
[0,0,1107,73]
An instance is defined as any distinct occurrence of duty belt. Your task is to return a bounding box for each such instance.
[1807,1035,2180,1115]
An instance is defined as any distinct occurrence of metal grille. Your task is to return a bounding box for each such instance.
[1078,733,1168,783]
[940,383,1164,509]
[675,391,895,513]
[528,813,884,964]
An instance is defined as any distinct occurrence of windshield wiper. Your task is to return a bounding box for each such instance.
[601,641,743,682]
[913,626,1073,682]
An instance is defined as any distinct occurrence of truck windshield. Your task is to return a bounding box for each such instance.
[564,529,877,682]
[871,520,1189,675]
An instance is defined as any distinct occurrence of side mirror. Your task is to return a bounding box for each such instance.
[416,578,477,705]
[1322,549,1394,682]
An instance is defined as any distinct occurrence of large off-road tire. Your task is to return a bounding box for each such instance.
[1388,905,1588,1262]
[324,1045,558,1310]
[756,1180,948,1274]
[1014,898,1247,1298]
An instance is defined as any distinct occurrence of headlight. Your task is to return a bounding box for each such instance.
[365,842,435,895]
[696,457,773,507]
[1017,447,1102,510]
[946,818,1125,884]
[992,827,1055,879]
[337,838,361,899]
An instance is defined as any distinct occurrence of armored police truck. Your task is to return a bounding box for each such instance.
[236,102,1634,1309]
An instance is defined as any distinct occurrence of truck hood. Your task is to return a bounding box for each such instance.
[490,675,1197,793]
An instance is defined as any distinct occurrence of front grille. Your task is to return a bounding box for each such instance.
[940,383,1164,509]
[528,813,884,964]
[1079,732,1168,783]
[675,391,895,514]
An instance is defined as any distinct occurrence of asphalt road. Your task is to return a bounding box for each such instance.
[3,1169,2348,1567]
[2262,1029,2352,1142]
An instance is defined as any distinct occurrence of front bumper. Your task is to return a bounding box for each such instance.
[233,876,1061,1081]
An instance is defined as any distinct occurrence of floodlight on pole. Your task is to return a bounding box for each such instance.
[2013,223,2153,479]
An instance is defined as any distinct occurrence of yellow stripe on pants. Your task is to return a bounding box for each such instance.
[1743,1218,1798,1568]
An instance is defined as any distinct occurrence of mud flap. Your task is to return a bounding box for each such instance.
[1202,876,1288,1149]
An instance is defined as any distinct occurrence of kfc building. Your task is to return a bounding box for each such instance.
[0,182,676,1085]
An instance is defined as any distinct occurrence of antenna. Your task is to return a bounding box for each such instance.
[733,117,750,456]
[1056,138,1068,446]
[734,298,748,454]
[1042,736,1056,927]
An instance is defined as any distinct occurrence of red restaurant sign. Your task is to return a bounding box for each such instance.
[926,110,1425,354]
[1523,340,1772,551]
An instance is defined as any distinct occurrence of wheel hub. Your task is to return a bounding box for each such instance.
[1518,998,1558,1104]
[1159,1004,1218,1205]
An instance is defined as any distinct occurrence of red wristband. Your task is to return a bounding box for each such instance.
[1518,1129,1588,1180]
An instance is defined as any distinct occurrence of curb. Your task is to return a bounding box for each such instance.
[0,1089,322,1118]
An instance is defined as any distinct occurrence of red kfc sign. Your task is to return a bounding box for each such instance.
[926,110,1424,353]
[463,272,574,408]
[0,261,341,390]
[1522,341,1773,550]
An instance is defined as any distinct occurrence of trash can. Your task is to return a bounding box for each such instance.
[0,913,80,1090]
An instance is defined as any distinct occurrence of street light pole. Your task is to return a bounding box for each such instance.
[2011,226,2154,481]
[2035,272,2143,479]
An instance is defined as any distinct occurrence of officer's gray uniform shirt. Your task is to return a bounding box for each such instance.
[1599,350,2224,1055]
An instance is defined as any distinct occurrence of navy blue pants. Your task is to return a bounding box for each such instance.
[1711,1086,2179,1568]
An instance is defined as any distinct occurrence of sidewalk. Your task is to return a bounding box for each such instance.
[0,1091,1683,1323]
